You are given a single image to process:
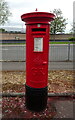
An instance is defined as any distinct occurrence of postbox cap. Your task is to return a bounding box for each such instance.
[21,12,55,24]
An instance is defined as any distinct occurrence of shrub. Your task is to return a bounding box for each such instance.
[68,37,75,41]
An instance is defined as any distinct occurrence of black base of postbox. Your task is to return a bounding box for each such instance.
[25,84,48,112]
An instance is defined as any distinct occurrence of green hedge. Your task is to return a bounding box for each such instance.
[68,37,75,41]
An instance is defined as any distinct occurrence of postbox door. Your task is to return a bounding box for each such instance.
[26,24,50,88]
[26,33,49,88]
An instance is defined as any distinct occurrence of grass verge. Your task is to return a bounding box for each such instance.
[1,41,75,45]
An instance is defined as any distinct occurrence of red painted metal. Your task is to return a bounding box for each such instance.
[21,12,55,88]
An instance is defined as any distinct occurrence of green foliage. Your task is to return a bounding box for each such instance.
[0,0,11,25]
[50,9,67,34]
[0,28,6,32]
[70,22,75,34]
[68,37,75,41]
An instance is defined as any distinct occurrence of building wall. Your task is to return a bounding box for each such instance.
[0,33,73,40]
[50,34,73,40]
[1,33,26,40]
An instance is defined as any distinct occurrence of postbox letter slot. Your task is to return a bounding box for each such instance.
[32,28,46,32]
[34,37,43,52]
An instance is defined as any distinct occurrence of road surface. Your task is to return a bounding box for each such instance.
[1,44,74,61]
[0,44,75,70]
[0,61,74,71]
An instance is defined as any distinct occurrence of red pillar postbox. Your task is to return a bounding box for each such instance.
[21,11,55,112]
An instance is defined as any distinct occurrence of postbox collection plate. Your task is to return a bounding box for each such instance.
[34,37,43,52]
